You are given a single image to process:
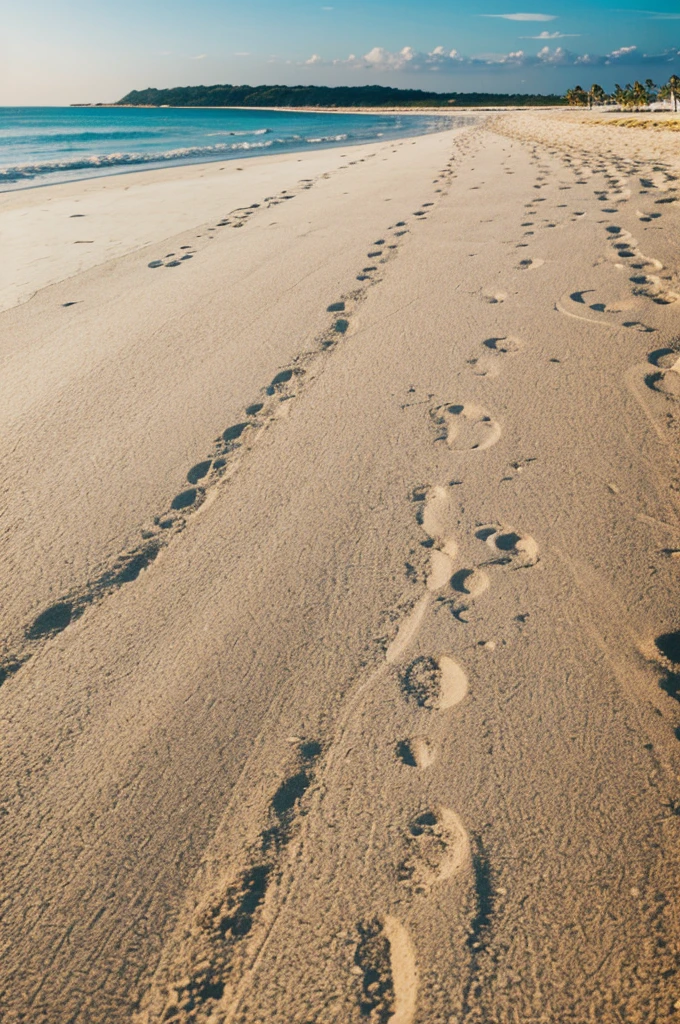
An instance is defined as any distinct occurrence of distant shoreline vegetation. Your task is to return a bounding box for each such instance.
[108,84,566,108]
[564,74,679,110]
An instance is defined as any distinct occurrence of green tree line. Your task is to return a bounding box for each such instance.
[565,74,679,110]
[115,84,566,108]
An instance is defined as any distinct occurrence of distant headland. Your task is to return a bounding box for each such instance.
[102,83,566,108]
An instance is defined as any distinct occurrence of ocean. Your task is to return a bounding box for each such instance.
[0,106,457,191]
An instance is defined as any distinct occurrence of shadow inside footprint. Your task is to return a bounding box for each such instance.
[655,632,680,700]
[396,740,418,768]
[483,336,521,354]
[451,569,478,593]
[648,348,678,367]
[410,811,437,836]
[656,632,680,663]
[26,601,74,639]
[223,422,249,443]
[495,531,522,551]
[187,460,212,484]
[267,369,297,395]
[475,526,497,541]
[106,545,160,586]
[171,488,197,511]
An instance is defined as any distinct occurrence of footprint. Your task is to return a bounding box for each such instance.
[478,525,540,568]
[26,601,74,640]
[418,486,455,553]
[451,564,489,594]
[467,356,499,378]
[517,258,544,271]
[419,490,456,589]
[400,655,468,710]
[656,632,680,665]
[649,631,680,701]
[388,487,459,662]
[142,740,322,1023]
[647,351,680,398]
[354,916,418,1024]
[266,368,304,395]
[556,288,643,326]
[187,460,212,485]
[629,272,679,305]
[223,422,251,444]
[397,737,436,769]
[482,336,522,354]
[431,403,502,452]
[399,807,470,893]
[426,549,454,591]
[481,289,507,304]
[171,488,199,511]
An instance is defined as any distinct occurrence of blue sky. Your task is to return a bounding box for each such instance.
[2,0,680,104]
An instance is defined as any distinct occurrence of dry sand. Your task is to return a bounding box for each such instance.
[1,110,679,1023]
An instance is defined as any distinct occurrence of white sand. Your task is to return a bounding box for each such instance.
[1,110,679,1024]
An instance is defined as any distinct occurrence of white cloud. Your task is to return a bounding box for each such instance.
[608,45,636,58]
[636,10,680,18]
[190,54,207,60]
[481,12,557,20]
[522,30,580,38]
[363,45,417,69]
[295,42,679,73]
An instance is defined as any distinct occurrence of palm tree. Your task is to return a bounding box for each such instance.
[658,73,680,112]
[672,74,680,112]
[565,85,588,107]
[612,83,629,109]
[632,80,651,108]
[588,83,606,108]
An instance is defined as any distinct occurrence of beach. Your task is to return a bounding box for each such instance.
[1,109,679,1022]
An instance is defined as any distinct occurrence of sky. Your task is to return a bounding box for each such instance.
[1,0,680,105]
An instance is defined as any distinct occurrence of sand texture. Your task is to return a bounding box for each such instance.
[1,111,680,1023]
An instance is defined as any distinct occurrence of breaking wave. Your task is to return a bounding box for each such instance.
[0,140,276,181]
[205,128,271,136]
[0,112,456,188]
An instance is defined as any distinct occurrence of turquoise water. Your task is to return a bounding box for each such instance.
[0,106,457,191]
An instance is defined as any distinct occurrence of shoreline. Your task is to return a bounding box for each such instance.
[0,107,462,196]
[0,122,465,311]
[77,103,558,112]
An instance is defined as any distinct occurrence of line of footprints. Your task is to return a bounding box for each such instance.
[2,137,473,692]
[357,393,539,1022]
